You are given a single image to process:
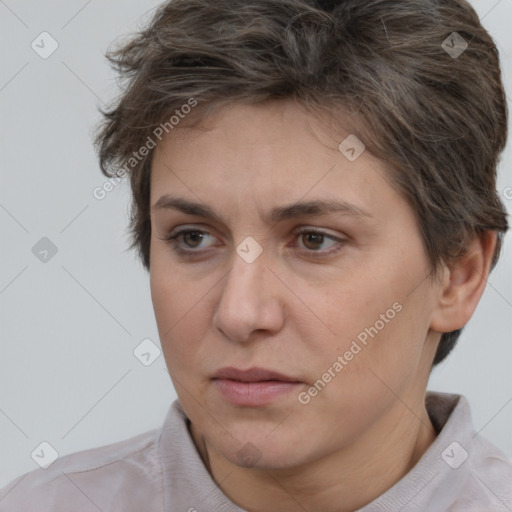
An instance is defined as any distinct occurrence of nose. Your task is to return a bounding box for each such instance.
[212,249,286,344]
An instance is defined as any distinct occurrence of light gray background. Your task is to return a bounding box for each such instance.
[1,0,511,489]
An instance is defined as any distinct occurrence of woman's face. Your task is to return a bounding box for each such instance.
[149,100,440,469]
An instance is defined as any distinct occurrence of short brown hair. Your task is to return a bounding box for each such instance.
[95,0,508,365]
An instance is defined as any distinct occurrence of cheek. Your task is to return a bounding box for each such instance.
[307,254,433,392]
[149,256,208,368]
[309,271,401,350]
[150,239,200,326]
[295,297,427,447]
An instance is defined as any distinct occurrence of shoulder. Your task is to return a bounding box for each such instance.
[0,428,164,512]
[452,435,512,511]
[430,393,512,510]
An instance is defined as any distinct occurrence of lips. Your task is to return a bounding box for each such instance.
[212,366,301,383]
[212,367,303,407]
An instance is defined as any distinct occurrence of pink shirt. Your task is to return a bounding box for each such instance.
[1,392,511,511]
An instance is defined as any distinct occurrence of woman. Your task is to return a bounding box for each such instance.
[2,0,511,510]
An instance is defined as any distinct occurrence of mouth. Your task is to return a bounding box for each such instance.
[212,367,303,407]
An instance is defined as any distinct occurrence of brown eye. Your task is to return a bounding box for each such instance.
[162,228,219,255]
[296,230,339,252]
[181,231,208,248]
[301,232,326,250]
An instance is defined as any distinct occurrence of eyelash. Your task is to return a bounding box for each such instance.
[160,227,346,259]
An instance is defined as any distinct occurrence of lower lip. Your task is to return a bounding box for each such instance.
[213,379,302,406]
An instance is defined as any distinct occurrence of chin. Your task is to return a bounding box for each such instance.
[225,443,305,471]
[209,422,315,470]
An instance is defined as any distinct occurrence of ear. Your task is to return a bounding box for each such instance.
[430,231,497,334]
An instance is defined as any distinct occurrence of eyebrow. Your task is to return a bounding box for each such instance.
[152,195,372,224]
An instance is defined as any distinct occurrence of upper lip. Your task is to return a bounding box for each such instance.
[212,367,301,383]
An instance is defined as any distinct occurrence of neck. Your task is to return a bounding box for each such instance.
[190,398,437,512]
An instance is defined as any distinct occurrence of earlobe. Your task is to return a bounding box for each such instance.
[430,231,497,334]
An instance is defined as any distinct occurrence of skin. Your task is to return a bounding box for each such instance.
[149,100,496,512]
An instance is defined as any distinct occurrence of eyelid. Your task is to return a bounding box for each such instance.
[162,226,220,247]
[165,224,215,239]
[163,225,344,243]
[162,225,347,257]
[291,226,345,239]
[290,227,346,255]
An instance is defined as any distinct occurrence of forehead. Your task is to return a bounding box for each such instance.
[153,102,372,180]
[149,101,408,224]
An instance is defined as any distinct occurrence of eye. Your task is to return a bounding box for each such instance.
[160,226,346,259]
[161,227,220,254]
[293,228,345,255]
